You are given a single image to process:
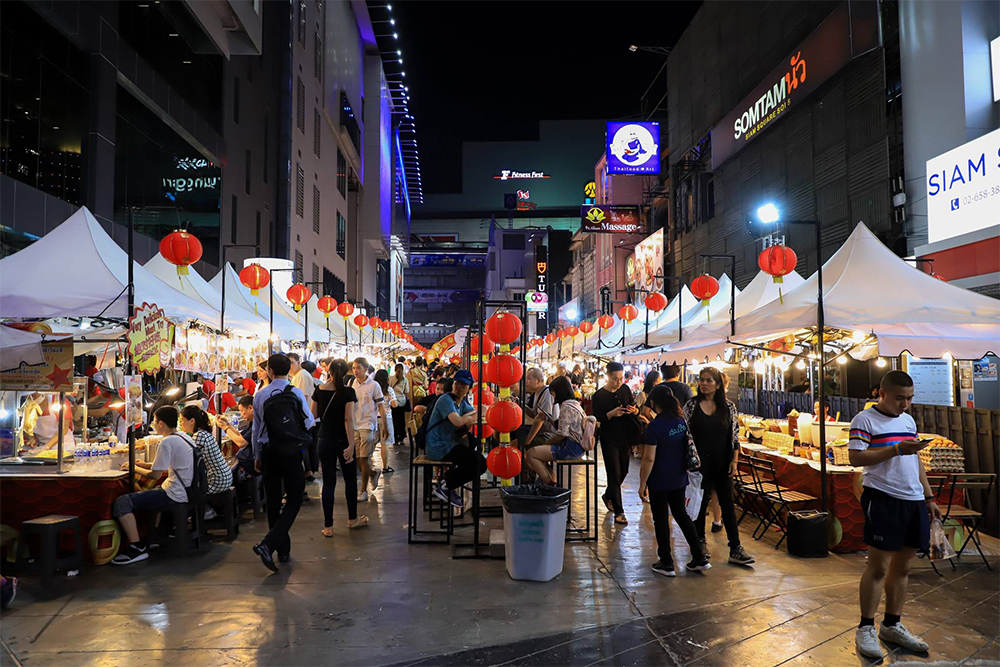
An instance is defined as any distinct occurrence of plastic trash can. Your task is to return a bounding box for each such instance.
[500,485,571,581]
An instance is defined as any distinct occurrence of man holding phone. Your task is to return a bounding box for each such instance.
[591,362,639,525]
[849,371,942,659]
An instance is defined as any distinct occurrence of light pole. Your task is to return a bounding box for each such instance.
[220,244,260,337]
[268,267,300,355]
[302,280,329,347]
[751,203,828,512]
[700,254,737,337]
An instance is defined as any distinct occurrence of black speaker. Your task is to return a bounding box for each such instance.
[787,510,829,558]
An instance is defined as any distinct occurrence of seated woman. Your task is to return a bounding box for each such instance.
[179,405,232,506]
[524,375,586,485]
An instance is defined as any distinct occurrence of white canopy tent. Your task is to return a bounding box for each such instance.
[0,207,218,326]
[209,264,305,342]
[0,325,51,371]
[730,223,1000,359]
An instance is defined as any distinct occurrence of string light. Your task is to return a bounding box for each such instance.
[876,358,887,368]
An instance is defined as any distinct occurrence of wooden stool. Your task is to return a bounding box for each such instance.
[201,487,240,541]
[237,475,265,521]
[408,455,454,544]
[554,451,599,543]
[147,502,202,553]
[19,515,82,583]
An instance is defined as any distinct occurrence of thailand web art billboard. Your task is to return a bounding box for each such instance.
[606,122,660,175]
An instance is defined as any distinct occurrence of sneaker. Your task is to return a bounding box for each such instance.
[701,540,711,560]
[358,491,369,503]
[711,521,723,533]
[204,506,218,520]
[448,488,463,508]
[1,577,17,609]
[371,468,381,490]
[729,545,755,565]
[687,558,712,572]
[432,482,450,505]
[111,544,148,565]
[879,622,929,652]
[651,561,676,577]
[855,626,883,659]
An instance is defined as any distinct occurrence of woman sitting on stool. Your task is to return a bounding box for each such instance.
[524,376,586,485]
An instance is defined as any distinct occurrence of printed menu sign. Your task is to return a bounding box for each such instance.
[128,303,173,375]
[0,340,75,391]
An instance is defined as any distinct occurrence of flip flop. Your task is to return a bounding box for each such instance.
[348,516,370,529]
[321,527,334,538]
[602,494,614,513]
[614,514,629,525]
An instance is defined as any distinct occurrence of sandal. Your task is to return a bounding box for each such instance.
[321,527,334,538]
[602,494,614,513]
[614,514,629,525]
[384,466,395,474]
[348,516,370,529]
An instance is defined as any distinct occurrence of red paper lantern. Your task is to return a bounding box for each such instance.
[545,332,557,345]
[471,423,495,439]
[337,302,355,318]
[579,321,594,334]
[317,296,337,316]
[473,385,495,406]
[567,325,580,337]
[644,292,668,312]
[487,354,523,388]
[469,334,495,357]
[160,230,203,276]
[487,445,522,479]
[618,304,639,322]
[354,314,369,328]
[239,264,270,296]
[369,316,382,329]
[286,284,312,312]
[380,319,393,331]
[485,311,523,345]
[557,328,569,340]
[242,378,256,395]
[597,315,614,330]
[690,274,720,306]
[202,380,216,394]
[758,245,798,283]
[486,400,522,433]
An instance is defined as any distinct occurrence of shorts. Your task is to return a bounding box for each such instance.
[113,488,177,517]
[354,429,377,458]
[551,440,585,461]
[861,486,929,552]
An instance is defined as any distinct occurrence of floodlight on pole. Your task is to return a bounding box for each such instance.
[756,203,780,224]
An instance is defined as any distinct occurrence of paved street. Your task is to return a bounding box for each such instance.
[2,452,997,667]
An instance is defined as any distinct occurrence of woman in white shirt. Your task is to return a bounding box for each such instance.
[388,363,410,446]
[373,369,397,473]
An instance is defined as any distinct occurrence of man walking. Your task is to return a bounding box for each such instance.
[660,363,693,405]
[591,362,640,525]
[251,353,315,572]
[849,371,940,659]
[351,357,388,501]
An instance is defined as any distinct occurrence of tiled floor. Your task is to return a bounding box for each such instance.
[2,447,997,666]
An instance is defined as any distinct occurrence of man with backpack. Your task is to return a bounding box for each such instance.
[251,353,315,572]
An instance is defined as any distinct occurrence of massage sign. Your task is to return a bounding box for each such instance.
[127,303,173,374]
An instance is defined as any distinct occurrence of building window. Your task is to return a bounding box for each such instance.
[255,211,261,249]
[313,108,321,157]
[336,211,346,258]
[325,269,345,302]
[312,263,320,285]
[297,1,306,45]
[233,77,240,124]
[296,78,305,132]
[245,150,251,195]
[295,164,305,217]
[337,150,346,196]
[295,250,303,277]
[312,185,320,234]
[502,233,525,250]
[314,33,323,81]
[231,195,238,244]
[262,116,269,183]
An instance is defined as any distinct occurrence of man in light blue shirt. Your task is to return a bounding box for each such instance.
[250,353,315,573]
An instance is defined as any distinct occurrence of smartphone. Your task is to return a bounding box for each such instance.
[918,437,934,443]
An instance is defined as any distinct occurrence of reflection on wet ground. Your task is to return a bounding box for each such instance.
[2,450,997,666]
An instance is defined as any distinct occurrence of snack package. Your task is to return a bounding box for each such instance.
[929,518,956,561]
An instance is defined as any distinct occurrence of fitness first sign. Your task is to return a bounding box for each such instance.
[711,2,877,170]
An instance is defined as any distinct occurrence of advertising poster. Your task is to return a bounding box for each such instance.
[606,122,660,174]
[973,360,997,382]
[580,205,643,234]
[630,229,664,294]
[124,375,144,431]
[128,303,173,375]
[0,340,75,392]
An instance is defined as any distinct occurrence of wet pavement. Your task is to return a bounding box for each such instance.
[2,445,997,666]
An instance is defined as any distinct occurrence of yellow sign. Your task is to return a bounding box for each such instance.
[128,303,173,375]
[0,340,75,391]
[584,181,596,198]
[585,207,606,223]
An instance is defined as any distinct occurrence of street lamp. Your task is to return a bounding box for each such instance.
[750,203,829,513]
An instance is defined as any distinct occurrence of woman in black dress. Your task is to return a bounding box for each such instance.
[683,367,754,566]
[312,359,368,536]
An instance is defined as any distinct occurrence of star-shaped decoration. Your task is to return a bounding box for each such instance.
[45,364,72,389]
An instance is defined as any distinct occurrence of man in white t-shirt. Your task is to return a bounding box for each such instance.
[350,357,387,501]
[848,371,941,659]
[111,406,195,565]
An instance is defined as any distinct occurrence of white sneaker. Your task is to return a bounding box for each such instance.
[879,622,929,652]
[358,491,369,503]
[855,626,883,659]
[371,469,381,490]
[203,506,218,520]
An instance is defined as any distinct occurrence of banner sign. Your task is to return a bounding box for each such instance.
[0,340,74,391]
[525,291,548,313]
[410,254,486,268]
[128,303,173,375]
[580,205,643,234]
[606,122,660,174]
[629,229,665,293]
[404,289,481,304]
[535,245,548,335]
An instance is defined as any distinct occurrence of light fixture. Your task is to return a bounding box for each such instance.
[165,386,181,397]
[109,401,125,409]
[756,203,780,224]
[876,358,887,368]
[397,50,401,56]
[79,318,91,330]
[393,32,398,39]
[795,359,806,370]
[390,18,395,24]
[837,356,848,365]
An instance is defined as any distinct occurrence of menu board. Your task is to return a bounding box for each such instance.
[906,358,954,407]
[0,340,75,391]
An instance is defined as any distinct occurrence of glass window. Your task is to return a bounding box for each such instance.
[314,33,323,81]
[312,263,319,285]
[314,108,321,157]
[262,116,269,183]
[295,250,303,277]
[295,164,304,217]
[298,1,307,46]
[336,150,346,197]
[312,185,320,234]
[336,211,346,258]
[502,234,525,250]
[297,78,305,133]
[255,210,261,249]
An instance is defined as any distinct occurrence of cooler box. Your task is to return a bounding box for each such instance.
[500,485,571,582]
[787,510,829,558]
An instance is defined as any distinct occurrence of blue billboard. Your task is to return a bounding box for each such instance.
[606,122,661,175]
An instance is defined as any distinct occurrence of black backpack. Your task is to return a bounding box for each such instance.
[262,385,313,453]
[177,433,209,504]
[414,395,443,452]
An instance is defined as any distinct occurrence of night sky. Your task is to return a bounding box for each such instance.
[389,1,701,195]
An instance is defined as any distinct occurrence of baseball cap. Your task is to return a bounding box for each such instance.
[453,369,475,386]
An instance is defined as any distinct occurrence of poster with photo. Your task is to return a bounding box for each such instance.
[630,229,664,294]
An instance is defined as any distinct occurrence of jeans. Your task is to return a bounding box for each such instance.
[649,488,704,566]
[391,405,407,444]
[601,441,631,515]
[442,445,487,490]
[696,465,741,549]
[319,438,358,526]
[261,445,306,556]
[304,426,319,474]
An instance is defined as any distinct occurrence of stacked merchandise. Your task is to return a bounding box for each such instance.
[918,436,965,473]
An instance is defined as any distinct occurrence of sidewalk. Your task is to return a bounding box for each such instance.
[2,448,997,666]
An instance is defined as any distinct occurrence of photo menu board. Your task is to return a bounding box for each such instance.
[905,358,955,407]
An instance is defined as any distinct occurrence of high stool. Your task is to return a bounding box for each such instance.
[554,450,599,543]
[0,524,19,564]
[19,516,83,583]
[147,502,202,553]
[201,487,239,541]
[408,455,454,544]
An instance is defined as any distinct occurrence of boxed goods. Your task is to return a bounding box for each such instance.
[918,435,965,473]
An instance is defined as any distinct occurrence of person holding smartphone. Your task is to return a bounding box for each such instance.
[849,371,941,659]
[591,362,639,525]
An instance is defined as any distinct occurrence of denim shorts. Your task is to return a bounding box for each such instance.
[551,440,585,461]
[112,488,177,517]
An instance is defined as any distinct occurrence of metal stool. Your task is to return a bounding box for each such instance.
[147,502,202,553]
[201,487,240,541]
[554,450,599,542]
[19,515,83,583]
[408,455,454,544]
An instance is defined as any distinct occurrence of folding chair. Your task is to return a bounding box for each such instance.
[748,455,817,549]
[931,472,996,570]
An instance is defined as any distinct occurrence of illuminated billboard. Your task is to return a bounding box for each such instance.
[606,122,660,175]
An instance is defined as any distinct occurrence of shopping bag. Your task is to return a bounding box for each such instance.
[929,518,956,561]
[684,471,704,522]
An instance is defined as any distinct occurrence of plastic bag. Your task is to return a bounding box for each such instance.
[929,518,956,561]
[684,471,704,522]
[500,484,571,514]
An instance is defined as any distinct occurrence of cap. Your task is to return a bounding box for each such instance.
[453,369,474,386]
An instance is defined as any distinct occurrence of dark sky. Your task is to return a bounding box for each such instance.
[388,1,701,195]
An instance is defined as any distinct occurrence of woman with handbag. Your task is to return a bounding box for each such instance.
[312,359,368,537]
[683,367,754,566]
[638,386,710,577]
[389,363,410,446]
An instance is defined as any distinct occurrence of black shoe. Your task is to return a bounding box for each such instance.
[729,545,755,566]
[111,544,148,565]
[253,542,278,573]
[278,553,290,563]
[701,540,711,560]
[687,557,712,571]
[651,560,676,577]
[711,521,723,533]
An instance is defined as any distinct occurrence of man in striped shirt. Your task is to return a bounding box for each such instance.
[848,371,942,659]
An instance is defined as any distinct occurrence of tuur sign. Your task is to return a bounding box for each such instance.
[580,205,643,234]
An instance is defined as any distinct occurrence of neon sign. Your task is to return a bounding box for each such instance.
[494,170,551,180]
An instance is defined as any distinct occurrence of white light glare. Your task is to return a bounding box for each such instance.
[756,203,780,224]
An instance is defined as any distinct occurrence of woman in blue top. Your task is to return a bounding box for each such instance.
[426,370,487,508]
[638,385,710,577]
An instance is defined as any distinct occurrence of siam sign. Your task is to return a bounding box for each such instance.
[925,128,1000,244]
[494,170,551,180]
[606,122,660,174]
[580,205,643,234]
[711,2,879,170]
